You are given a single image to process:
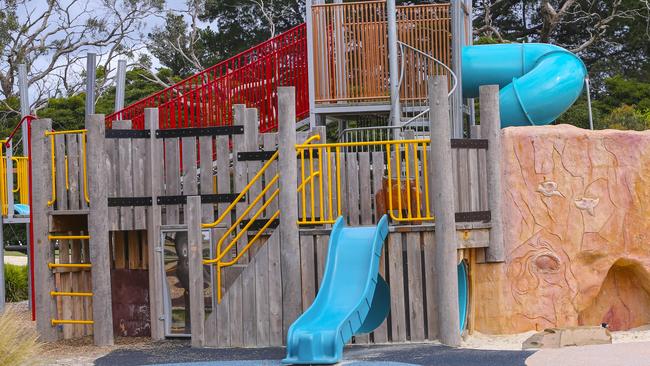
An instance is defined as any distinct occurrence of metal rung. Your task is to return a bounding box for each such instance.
[48,235,90,240]
[51,319,94,326]
[48,263,92,269]
[50,291,93,297]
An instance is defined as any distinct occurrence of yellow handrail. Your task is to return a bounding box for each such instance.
[45,130,90,206]
[48,235,90,240]
[202,150,279,228]
[50,291,93,297]
[51,319,94,325]
[48,263,92,269]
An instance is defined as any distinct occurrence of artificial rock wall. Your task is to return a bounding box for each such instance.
[474,124,650,333]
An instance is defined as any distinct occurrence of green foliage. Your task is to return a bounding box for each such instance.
[555,98,601,130]
[474,36,505,45]
[0,307,42,366]
[599,105,650,131]
[4,264,28,302]
[598,76,650,114]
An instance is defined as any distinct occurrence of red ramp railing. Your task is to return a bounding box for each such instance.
[106,24,309,131]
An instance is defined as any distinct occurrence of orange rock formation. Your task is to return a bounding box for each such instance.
[474,124,650,333]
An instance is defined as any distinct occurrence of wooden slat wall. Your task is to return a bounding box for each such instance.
[451,146,488,213]
[51,132,89,212]
[207,229,439,347]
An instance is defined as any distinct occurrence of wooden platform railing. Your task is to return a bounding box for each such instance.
[312,1,451,104]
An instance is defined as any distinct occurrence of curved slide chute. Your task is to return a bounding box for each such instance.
[462,43,587,127]
[283,216,390,365]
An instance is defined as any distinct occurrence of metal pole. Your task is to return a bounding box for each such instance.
[114,59,127,111]
[450,0,464,137]
[306,0,317,130]
[85,53,97,117]
[387,0,401,127]
[17,64,32,313]
[585,77,594,130]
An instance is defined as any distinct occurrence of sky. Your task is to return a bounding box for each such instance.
[14,0,207,102]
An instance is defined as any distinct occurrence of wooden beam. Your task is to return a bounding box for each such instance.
[480,85,505,262]
[145,109,165,340]
[187,196,205,347]
[31,118,59,341]
[277,87,301,338]
[86,114,114,346]
[428,76,461,346]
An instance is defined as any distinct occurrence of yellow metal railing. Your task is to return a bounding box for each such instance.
[202,151,281,302]
[0,156,29,216]
[203,137,435,303]
[45,129,90,206]
[295,138,434,223]
[296,135,341,225]
[13,157,29,204]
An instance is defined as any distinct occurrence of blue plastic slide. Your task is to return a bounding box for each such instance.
[462,43,587,127]
[283,215,390,365]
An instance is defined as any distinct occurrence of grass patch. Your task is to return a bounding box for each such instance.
[4,251,26,257]
[0,309,42,366]
[4,264,28,302]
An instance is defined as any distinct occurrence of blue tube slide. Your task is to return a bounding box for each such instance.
[462,43,587,127]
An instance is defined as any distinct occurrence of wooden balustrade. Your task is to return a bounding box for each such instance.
[312,1,451,104]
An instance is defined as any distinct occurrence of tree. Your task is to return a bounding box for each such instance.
[473,1,650,79]
[0,0,164,122]
[147,0,305,77]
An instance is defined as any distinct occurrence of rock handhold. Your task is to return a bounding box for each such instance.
[537,181,563,197]
[574,197,600,216]
[522,326,612,349]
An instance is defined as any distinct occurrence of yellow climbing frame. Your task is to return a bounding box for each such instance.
[45,129,90,206]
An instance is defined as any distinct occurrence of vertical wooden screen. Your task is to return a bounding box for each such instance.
[312,1,451,104]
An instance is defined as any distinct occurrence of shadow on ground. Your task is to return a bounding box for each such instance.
[94,340,533,366]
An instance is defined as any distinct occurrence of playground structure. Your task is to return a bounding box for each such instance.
[11,0,643,363]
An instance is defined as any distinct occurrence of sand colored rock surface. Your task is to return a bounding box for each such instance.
[522,326,611,349]
[473,124,650,334]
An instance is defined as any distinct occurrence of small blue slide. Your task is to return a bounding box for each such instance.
[283,215,390,365]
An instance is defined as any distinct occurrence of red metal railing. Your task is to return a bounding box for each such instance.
[106,24,309,131]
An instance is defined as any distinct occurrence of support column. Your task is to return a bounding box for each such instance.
[18,64,33,312]
[187,196,205,347]
[86,114,113,346]
[428,77,461,346]
[387,0,401,127]
[85,53,96,117]
[480,85,505,262]
[450,0,464,137]
[114,60,127,112]
[278,87,301,336]
[31,118,58,341]
[145,108,165,340]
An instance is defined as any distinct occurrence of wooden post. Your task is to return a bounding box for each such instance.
[278,87,301,336]
[31,118,58,341]
[480,85,505,262]
[428,77,461,347]
[187,196,205,347]
[145,108,165,340]
[86,114,114,346]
